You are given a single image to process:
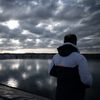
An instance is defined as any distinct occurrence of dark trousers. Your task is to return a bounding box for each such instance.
[56,85,85,100]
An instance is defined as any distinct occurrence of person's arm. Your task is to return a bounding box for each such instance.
[48,56,61,77]
[48,59,54,74]
[49,59,59,77]
[77,54,93,87]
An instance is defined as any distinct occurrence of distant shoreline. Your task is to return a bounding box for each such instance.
[0,53,100,59]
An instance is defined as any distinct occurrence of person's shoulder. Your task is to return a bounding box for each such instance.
[71,52,80,56]
[52,53,59,59]
[72,52,87,61]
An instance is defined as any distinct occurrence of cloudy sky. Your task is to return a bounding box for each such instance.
[0,0,100,53]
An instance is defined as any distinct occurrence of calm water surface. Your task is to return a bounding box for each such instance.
[0,58,99,100]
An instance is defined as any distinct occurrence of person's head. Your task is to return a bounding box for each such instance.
[64,34,77,45]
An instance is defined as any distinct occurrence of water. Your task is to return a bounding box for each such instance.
[0,57,100,100]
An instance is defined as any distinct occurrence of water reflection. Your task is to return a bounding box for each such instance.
[0,58,99,100]
[6,78,18,87]
[36,80,43,88]
[22,72,29,79]
[26,65,32,71]
[11,63,20,70]
[36,60,41,72]
[0,59,56,99]
[0,63,3,70]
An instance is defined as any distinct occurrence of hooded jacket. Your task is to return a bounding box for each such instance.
[49,43,92,87]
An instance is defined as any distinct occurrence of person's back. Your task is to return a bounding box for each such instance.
[48,34,92,100]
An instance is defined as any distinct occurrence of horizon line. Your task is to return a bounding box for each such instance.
[0,48,100,54]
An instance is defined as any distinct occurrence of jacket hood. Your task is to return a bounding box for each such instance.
[57,43,79,57]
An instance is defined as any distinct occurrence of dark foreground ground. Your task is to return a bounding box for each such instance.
[0,84,50,100]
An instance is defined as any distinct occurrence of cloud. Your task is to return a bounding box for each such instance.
[0,0,100,52]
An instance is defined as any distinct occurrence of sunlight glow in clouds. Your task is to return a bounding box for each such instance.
[21,30,30,35]
[31,1,38,5]
[0,0,100,53]
[2,19,20,30]
[45,21,61,32]
[0,39,4,44]
[10,39,20,45]
[55,0,64,14]
[0,7,3,13]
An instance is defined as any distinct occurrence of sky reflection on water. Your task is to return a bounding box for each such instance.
[0,59,56,99]
[0,58,100,100]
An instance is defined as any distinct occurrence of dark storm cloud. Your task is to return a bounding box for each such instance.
[82,10,100,26]
[0,0,100,52]
[54,5,84,21]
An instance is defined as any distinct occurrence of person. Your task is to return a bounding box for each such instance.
[48,34,92,100]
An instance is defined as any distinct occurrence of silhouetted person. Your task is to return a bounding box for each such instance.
[49,34,92,100]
